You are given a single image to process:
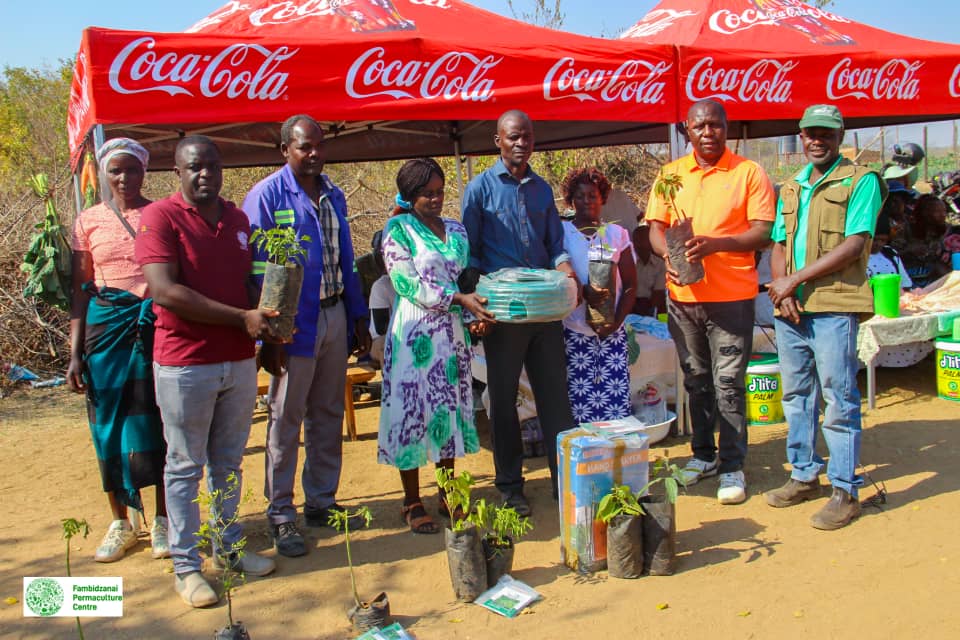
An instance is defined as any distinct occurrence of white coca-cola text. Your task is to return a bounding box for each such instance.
[346,47,500,101]
[543,57,671,104]
[949,63,960,98]
[185,0,248,33]
[109,37,298,100]
[827,58,922,101]
[67,52,91,152]
[709,4,848,36]
[686,57,797,103]
[620,9,695,39]
[250,0,332,26]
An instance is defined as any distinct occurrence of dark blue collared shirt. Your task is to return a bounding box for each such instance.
[462,159,569,274]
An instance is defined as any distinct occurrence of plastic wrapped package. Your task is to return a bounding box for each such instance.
[476,268,577,323]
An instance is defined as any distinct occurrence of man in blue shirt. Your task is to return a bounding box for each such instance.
[462,110,578,515]
[765,104,884,530]
[243,115,370,557]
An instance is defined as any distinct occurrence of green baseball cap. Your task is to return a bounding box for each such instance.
[799,104,844,129]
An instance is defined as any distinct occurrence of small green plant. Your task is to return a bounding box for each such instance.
[250,226,311,265]
[596,485,644,523]
[435,468,474,532]
[596,453,685,523]
[328,506,373,608]
[194,472,248,629]
[61,518,90,640]
[653,169,689,221]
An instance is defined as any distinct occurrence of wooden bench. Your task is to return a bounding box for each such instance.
[256,366,377,441]
[344,365,377,441]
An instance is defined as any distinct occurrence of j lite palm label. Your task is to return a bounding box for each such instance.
[935,341,960,401]
[745,354,784,425]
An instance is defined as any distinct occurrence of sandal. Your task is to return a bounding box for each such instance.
[401,501,439,535]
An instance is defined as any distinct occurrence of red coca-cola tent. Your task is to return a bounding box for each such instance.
[68,0,678,170]
[620,0,960,138]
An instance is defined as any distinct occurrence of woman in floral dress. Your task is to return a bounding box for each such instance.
[378,158,494,534]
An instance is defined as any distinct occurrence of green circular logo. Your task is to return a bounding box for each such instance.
[950,381,958,392]
[760,404,769,414]
[25,578,63,616]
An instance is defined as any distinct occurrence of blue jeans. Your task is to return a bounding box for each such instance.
[154,358,257,574]
[668,298,754,473]
[775,314,863,497]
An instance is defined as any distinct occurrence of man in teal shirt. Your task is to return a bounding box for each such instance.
[765,104,885,530]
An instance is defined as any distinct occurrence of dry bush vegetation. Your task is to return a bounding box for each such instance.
[0,65,664,388]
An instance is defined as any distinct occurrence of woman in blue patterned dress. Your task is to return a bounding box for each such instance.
[377,158,494,534]
[560,167,638,423]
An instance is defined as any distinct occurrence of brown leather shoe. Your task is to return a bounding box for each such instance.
[765,478,821,508]
[810,487,861,530]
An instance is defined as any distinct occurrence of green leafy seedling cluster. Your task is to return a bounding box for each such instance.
[251,226,311,266]
[436,469,533,548]
[596,453,685,523]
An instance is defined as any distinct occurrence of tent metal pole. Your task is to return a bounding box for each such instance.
[453,137,464,210]
[92,125,108,202]
[668,123,683,161]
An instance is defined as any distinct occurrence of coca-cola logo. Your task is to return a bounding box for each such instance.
[250,0,333,26]
[185,1,250,33]
[709,1,848,36]
[827,58,922,101]
[620,9,695,39]
[346,47,500,101]
[109,37,299,100]
[187,0,448,31]
[950,63,960,98]
[67,52,91,151]
[543,57,671,104]
[686,57,797,103]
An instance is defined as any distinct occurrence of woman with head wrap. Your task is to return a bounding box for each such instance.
[67,137,168,562]
[377,158,494,534]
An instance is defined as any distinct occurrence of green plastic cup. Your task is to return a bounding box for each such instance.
[870,274,901,318]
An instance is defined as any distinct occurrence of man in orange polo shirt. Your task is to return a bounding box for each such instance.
[647,99,776,505]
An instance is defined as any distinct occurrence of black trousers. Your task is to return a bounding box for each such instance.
[483,321,574,495]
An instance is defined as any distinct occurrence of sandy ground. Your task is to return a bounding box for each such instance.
[1,358,959,640]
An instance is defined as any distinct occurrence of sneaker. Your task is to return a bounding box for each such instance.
[679,457,719,486]
[810,487,861,530]
[174,571,218,608]
[765,478,821,508]
[304,503,365,530]
[272,522,307,557]
[212,550,276,577]
[717,471,747,505]
[500,491,532,518]
[151,516,171,559]
[94,519,138,563]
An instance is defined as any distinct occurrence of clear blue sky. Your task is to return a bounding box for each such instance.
[2,0,957,145]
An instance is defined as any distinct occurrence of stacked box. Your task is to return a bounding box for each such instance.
[557,426,649,573]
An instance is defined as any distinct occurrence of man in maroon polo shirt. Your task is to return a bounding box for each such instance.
[135,135,278,608]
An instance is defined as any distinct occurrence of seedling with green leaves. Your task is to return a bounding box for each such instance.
[653,169,688,221]
[328,506,373,609]
[596,453,685,523]
[250,226,311,265]
[61,518,90,640]
[194,472,249,632]
[435,468,474,532]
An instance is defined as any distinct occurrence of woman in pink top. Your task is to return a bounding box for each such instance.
[67,138,167,563]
